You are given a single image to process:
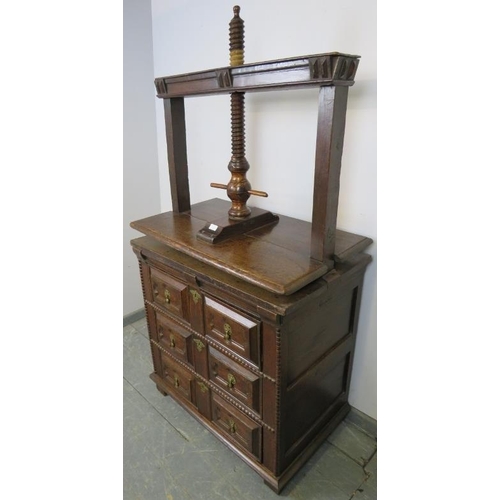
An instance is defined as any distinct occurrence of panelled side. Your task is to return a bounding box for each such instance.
[278,258,369,473]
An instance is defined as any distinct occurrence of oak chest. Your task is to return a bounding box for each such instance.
[131,200,371,493]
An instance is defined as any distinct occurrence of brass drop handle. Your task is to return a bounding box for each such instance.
[158,326,164,338]
[170,335,176,348]
[223,323,232,342]
[174,374,180,388]
[164,289,171,304]
[227,373,236,389]
[228,418,236,434]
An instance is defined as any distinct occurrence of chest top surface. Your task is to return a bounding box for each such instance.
[131,198,371,296]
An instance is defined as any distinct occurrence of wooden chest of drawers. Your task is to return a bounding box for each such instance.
[131,230,371,493]
[130,33,371,492]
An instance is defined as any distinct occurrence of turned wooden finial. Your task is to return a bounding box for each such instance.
[229,5,244,67]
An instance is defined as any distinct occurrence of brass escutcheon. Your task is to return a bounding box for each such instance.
[174,374,180,388]
[164,289,171,304]
[193,339,205,352]
[170,335,176,348]
[227,373,236,389]
[223,323,232,342]
[190,289,201,304]
[228,418,236,434]
[197,381,208,393]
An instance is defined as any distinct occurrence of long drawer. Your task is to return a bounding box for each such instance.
[150,267,190,321]
[204,296,261,367]
[208,347,261,415]
[160,353,196,409]
[211,393,262,462]
[155,311,194,367]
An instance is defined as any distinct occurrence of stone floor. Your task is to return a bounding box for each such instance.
[124,317,377,500]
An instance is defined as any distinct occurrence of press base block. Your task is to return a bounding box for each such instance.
[197,207,279,244]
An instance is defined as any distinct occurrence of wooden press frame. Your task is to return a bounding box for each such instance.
[154,51,360,264]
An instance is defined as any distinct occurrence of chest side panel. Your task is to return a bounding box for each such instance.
[278,268,366,472]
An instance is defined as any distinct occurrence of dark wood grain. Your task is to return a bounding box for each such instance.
[131,199,372,295]
[311,85,349,262]
[132,233,371,316]
[164,98,190,213]
[247,213,372,263]
[131,199,328,295]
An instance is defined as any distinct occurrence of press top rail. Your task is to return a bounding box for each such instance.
[154,52,360,99]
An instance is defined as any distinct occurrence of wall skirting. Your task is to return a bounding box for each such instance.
[347,407,377,438]
[123,308,146,327]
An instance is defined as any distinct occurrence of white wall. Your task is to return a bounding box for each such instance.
[123,0,161,315]
[151,0,376,418]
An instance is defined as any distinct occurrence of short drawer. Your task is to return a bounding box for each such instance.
[211,393,262,462]
[204,297,260,367]
[150,267,189,321]
[209,347,261,415]
[161,354,196,408]
[156,312,193,366]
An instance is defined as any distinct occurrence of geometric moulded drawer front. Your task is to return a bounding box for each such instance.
[204,296,260,367]
[160,353,196,409]
[156,311,194,367]
[150,266,189,321]
[211,393,262,462]
[208,347,261,415]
